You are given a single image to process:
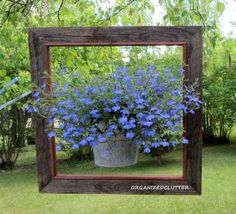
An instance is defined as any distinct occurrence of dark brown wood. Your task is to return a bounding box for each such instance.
[55,175,184,180]
[28,26,202,195]
[28,30,52,191]
[182,44,188,180]
[42,179,195,195]
[185,28,203,194]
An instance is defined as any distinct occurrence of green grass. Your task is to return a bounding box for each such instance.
[0,131,236,214]
[56,147,183,176]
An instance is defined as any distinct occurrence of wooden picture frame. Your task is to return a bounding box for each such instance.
[28,26,202,194]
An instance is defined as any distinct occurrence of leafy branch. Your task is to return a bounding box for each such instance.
[97,0,137,24]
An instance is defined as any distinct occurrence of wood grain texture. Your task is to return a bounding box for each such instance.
[28,30,53,191]
[186,28,203,194]
[28,26,202,194]
[29,26,200,45]
[42,179,197,195]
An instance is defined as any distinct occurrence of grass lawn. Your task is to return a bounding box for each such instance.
[0,130,236,214]
[56,146,183,176]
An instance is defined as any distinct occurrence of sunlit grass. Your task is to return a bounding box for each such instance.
[0,129,236,214]
[56,147,183,176]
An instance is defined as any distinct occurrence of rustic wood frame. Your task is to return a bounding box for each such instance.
[28,26,202,194]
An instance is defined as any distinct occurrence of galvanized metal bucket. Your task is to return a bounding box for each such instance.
[93,132,139,167]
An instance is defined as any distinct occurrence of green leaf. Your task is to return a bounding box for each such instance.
[216,2,225,14]
[0,70,6,77]
[4,76,11,84]
[193,14,200,23]
[159,0,164,5]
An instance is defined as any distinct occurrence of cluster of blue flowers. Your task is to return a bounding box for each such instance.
[27,65,201,153]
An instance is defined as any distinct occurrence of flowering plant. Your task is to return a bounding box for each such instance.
[27,65,201,153]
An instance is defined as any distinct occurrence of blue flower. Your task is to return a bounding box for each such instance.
[172,141,179,146]
[182,138,189,144]
[142,129,156,137]
[168,100,176,105]
[73,131,81,137]
[79,139,88,146]
[35,97,40,103]
[123,123,136,129]
[87,136,95,142]
[57,100,67,106]
[111,98,119,103]
[89,109,101,118]
[63,83,70,90]
[118,116,128,125]
[137,104,145,110]
[108,124,117,131]
[120,109,130,115]
[146,114,156,120]
[25,105,34,113]
[48,131,56,139]
[135,98,145,104]
[74,90,80,96]
[33,91,40,98]
[81,98,93,105]
[141,90,147,97]
[90,86,98,94]
[155,109,162,115]
[48,117,54,124]
[50,107,58,113]
[57,109,65,115]
[176,103,185,111]
[114,89,123,95]
[90,109,99,115]
[135,139,142,145]
[90,141,98,147]
[71,114,78,123]
[144,147,151,153]
[139,121,153,127]
[189,109,195,114]
[162,113,170,119]
[105,131,114,137]
[166,121,173,127]
[90,126,97,133]
[112,105,120,112]
[60,68,66,75]
[148,64,155,71]
[72,143,80,150]
[137,112,144,118]
[104,107,112,113]
[160,141,169,147]
[126,131,135,139]
[77,127,85,133]
[67,127,76,133]
[98,135,106,143]
[63,115,71,120]
[56,144,62,151]
[152,142,160,148]
[62,131,69,139]
[41,82,46,90]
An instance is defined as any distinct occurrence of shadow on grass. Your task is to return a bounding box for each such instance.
[56,150,183,176]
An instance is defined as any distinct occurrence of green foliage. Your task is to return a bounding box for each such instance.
[203,37,236,140]
[0,110,21,170]
[160,0,236,142]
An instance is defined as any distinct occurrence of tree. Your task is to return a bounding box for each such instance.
[159,0,236,142]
